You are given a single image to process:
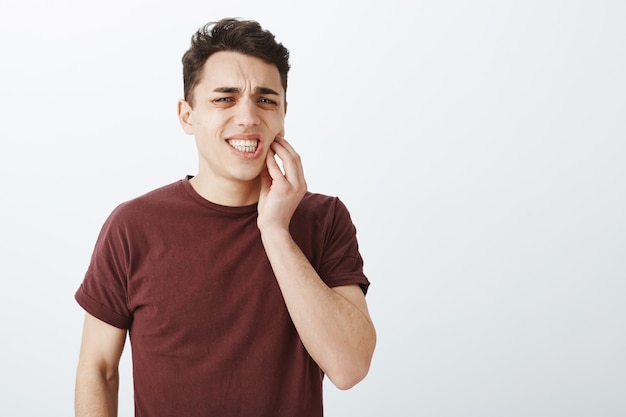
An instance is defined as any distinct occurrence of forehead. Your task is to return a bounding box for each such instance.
[198,51,284,94]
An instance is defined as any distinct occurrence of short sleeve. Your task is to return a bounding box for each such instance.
[75,206,133,329]
[318,198,370,294]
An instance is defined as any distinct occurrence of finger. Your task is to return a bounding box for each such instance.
[271,140,304,185]
[273,136,297,155]
[265,149,285,181]
[270,138,299,170]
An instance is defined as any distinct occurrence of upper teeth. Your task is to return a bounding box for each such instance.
[229,139,258,153]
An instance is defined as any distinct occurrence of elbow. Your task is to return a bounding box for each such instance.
[326,338,376,390]
[101,367,120,385]
[320,319,377,390]
[327,358,372,390]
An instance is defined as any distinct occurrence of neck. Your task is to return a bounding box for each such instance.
[189,174,261,207]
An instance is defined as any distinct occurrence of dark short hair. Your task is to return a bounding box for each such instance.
[182,18,290,106]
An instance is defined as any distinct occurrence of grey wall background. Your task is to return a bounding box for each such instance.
[1,0,624,416]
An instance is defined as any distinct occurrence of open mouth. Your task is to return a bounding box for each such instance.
[227,139,259,153]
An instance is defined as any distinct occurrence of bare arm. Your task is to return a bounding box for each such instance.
[261,229,376,389]
[258,137,376,390]
[75,312,127,417]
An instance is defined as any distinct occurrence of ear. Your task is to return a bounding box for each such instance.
[177,99,194,135]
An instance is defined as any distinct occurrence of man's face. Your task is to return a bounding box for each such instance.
[180,51,286,186]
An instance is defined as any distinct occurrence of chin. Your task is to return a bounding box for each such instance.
[231,169,264,183]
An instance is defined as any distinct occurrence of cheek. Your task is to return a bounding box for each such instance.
[196,114,225,135]
[270,114,285,133]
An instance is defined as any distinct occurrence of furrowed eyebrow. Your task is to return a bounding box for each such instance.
[211,86,280,95]
[212,87,241,93]
[254,87,280,96]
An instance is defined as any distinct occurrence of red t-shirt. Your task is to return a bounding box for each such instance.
[75,177,369,417]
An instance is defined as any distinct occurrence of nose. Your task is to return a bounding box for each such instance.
[234,99,260,127]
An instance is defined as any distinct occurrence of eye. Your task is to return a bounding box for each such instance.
[211,97,235,107]
[258,97,278,106]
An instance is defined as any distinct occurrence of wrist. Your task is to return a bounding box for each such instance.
[259,223,290,236]
[259,224,292,245]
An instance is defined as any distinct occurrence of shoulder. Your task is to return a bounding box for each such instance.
[297,191,341,213]
[296,191,353,221]
[292,192,356,238]
[123,180,184,208]
[104,180,186,226]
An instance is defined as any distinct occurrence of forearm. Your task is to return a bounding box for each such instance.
[261,227,376,389]
[75,366,119,417]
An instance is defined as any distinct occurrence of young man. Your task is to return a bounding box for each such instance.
[74,18,376,417]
